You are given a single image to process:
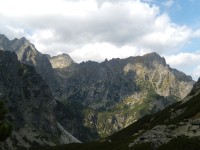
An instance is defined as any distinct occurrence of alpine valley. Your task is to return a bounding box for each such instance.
[0,34,197,150]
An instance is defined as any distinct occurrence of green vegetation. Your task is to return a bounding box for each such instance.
[0,99,12,141]
[68,84,170,139]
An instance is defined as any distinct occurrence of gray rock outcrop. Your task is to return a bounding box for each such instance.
[49,53,74,68]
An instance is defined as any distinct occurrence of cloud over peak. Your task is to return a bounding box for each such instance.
[0,0,200,79]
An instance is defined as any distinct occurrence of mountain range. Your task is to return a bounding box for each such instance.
[52,52,194,141]
[0,34,197,150]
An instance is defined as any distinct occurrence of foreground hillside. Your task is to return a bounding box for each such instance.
[33,77,200,150]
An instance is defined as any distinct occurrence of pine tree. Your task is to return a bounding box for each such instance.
[0,100,12,141]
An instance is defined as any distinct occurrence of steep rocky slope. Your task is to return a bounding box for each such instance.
[52,52,194,140]
[38,75,200,150]
[0,50,79,150]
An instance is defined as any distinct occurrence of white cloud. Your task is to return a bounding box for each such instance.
[0,0,195,52]
[165,52,200,80]
[0,0,200,79]
[0,0,98,17]
[0,24,27,39]
[192,65,200,80]
[165,53,200,67]
[69,42,151,62]
[0,0,195,56]
[138,14,192,52]
[192,29,200,38]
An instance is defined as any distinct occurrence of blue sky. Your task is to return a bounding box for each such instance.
[0,0,200,80]
[166,0,200,53]
[156,0,200,51]
[162,0,200,26]
[155,0,200,80]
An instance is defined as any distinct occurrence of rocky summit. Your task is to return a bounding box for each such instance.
[0,50,79,150]
[49,53,74,68]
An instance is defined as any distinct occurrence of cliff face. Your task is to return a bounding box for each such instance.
[0,50,79,150]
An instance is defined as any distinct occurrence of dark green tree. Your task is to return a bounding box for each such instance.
[0,100,12,141]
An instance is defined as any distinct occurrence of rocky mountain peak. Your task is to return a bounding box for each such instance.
[142,52,166,66]
[0,34,8,39]
[0,34,30,52]
[0,34,10,51]
[123,52,167,71]
[12,37,29,44]
[144,52,161,57]
[11,37,29,50]
[49,53,74,68]
[17,44,39,65]
[0,34,59,93]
